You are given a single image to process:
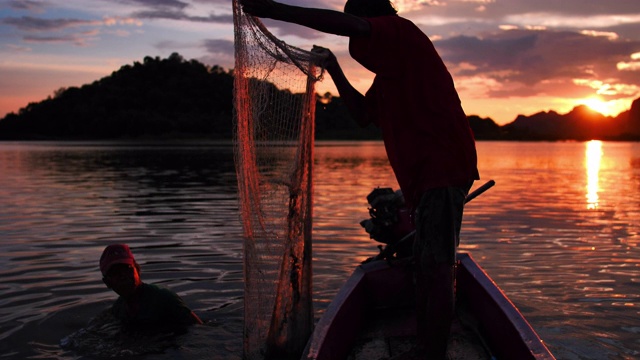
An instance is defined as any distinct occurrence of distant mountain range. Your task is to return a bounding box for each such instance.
[472,100,640,141]
[1,53,638,141]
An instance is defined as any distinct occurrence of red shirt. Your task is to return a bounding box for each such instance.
[349,16,479,208]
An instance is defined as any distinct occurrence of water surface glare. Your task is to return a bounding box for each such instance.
[0,141,638,359]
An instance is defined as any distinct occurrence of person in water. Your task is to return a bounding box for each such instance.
[239,0,479,358]
[100,244,203,333]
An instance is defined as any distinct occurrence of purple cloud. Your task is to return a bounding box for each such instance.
[203,38,234,55]
[437,28,640,98]
[23,34,90,46]
[2,16,97,31]
[6,0,48,12]
[116,0,189,9]
[132,9,232,23]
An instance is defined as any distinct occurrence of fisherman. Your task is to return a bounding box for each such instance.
[238,0,479,358]
[100,244,203,333]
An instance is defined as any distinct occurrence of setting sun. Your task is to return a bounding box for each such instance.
[579,97,629,117]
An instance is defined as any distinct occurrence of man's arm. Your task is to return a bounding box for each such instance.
[313,46,371,127]
[239,0,370,37]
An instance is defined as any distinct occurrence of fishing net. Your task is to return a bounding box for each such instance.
[232,1,324,359]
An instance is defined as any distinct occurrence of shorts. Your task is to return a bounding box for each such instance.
[413,182,472,267]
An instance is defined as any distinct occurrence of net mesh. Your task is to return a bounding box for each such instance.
[232,2,323,359]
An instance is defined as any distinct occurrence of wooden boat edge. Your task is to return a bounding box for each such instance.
[456,252,555,360]
[301,260,396,360]
[302,252,555,360]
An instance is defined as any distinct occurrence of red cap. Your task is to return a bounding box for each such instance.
[100,244,136,275]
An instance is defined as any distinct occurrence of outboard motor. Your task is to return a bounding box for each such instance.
[360,187,415,260]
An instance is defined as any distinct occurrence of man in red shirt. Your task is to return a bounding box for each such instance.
[239,0,479,358]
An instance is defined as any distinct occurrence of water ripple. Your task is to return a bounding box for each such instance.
[1,141,639,359]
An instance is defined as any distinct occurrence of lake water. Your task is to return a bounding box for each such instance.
[0,140,638,359]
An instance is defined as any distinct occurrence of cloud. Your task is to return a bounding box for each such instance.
[155,39,188,51]
[4,44,32,52]
[103,0,238,21]
[437,28,640,98]
[573,79,639,97]
[618,52,640,71]
[503,12,640,31]
[115,0,189,9]
[103,17,143,27]
[203,38,234,55]
[23,34,90,46]
[580,30,619,40]
[603,22,640,42]
[199,38,235,67]
[443,0,640,20]
[2,16,100,31]
[6,0,48,12]
[2,15,142,31]
[112,0,234,24]
[394,0,448,13]
[2,15,143,47]
[132,9,233,23]
[21,28,100,46]
[191,0,233,5]
[403,1,640,41]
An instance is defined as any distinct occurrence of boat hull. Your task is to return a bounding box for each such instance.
[302,252,554,360]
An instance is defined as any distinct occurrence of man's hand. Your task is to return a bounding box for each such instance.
[239,0,278,18]
[311,45,338,70]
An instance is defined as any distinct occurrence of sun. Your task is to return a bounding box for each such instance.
[581,97,612,115]
[579,97,629,117]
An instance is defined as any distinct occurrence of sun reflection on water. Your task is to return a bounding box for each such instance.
[585,140,603,209]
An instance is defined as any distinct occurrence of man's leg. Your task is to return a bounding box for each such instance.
[414,184,470,359]
[415,257,454,359]
[427,261,455,359]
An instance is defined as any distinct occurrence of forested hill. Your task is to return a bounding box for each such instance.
[0,53,235,140]
[1,53,639,140]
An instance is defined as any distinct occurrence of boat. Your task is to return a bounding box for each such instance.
[301,252,555,359]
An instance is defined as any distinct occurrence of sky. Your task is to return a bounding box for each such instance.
[1,0,640,125]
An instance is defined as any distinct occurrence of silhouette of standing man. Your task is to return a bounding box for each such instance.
[239,0,479,358]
